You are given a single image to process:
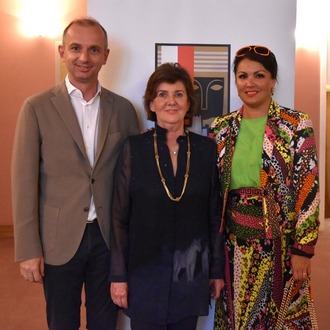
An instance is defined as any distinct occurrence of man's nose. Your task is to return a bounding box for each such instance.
[79,49,90,61]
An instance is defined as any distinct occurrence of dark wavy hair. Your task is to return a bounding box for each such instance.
[143,63,198,122]
[233,46,278,80]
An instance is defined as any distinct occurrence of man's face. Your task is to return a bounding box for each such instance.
[58,24,109,87]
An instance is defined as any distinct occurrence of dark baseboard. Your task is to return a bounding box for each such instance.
[0,225,14,238]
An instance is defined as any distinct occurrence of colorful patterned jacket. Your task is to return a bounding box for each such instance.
[209,100,320,256]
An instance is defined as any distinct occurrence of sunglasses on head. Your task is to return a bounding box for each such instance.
[236,46,270,57]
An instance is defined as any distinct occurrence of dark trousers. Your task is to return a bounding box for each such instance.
[130,316,199,330]
[43,220,117,330]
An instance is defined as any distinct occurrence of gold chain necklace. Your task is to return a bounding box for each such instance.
[153,129,190,202]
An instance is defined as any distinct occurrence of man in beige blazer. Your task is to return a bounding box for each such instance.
[11,17,139,330]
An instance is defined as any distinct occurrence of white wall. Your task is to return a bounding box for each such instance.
[87,1,297,329]
[89,0,296,131]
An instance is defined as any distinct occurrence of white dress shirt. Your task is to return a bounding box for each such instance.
[65,76,101,221]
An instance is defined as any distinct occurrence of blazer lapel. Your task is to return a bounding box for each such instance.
[95,88,113,165]
[261,101,281,186]
[51,81,89,164]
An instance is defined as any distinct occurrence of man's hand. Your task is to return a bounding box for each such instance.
[20,256,44,284]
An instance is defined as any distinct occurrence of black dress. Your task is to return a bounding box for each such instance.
[109,125,224,325]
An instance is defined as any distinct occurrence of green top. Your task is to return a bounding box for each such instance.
[230,116,267,190]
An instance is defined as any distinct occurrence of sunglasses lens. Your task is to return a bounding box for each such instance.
[236,47,250,57]
[255,46,269,56]
[236,46,270,57]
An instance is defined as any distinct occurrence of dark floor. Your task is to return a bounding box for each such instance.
[0,221,329,329]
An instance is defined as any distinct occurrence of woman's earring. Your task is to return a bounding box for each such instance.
[271,88,274,97]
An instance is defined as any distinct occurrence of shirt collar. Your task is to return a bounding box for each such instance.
[65,75,101,98]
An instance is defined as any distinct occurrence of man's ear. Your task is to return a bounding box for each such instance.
[58,45,65,62]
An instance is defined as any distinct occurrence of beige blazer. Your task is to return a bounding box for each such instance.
[12,81,139,265]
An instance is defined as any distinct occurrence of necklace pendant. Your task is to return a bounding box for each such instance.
[153,129,190,202]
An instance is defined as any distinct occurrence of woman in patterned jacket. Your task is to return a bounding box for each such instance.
[209,45,320,330]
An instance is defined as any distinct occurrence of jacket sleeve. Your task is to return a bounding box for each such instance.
[291,114,320,257]
[109,138,131,282]
[12,99,43,262]
[126,101,140,136]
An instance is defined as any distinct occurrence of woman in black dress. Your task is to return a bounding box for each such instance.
[109,63,224,330]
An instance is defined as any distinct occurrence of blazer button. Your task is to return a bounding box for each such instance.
[91,179,95,184]
[84,207,90,212]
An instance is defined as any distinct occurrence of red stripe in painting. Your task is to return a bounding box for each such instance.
[178,46,194,82]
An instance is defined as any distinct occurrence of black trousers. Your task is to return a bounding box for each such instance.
[130,316,199,330]
[43,220,117,330]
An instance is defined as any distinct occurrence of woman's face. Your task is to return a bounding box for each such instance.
[235,58,275,111]
[150,81,190,128]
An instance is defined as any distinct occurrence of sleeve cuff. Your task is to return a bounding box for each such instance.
[292,242,315,258]
[108,275,128,282]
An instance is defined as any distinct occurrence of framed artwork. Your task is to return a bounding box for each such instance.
[156,43,230,134]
